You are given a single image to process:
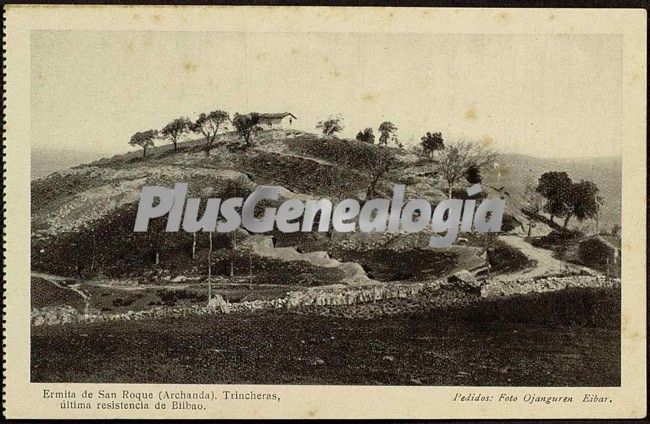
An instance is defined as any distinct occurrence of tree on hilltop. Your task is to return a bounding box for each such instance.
[316,116,344,136]
[356,128,375,144]
[378,121,398,146]
[190,110,230,154]
[161,117,191,151]
[438,140,497,198]
[129,130,158,158]
[232,113,261,148]
[420,132,445,158]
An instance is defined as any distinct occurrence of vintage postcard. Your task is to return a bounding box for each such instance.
[3,5,647,419]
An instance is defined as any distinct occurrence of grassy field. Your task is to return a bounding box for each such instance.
[83,282,299,314]
[31,287,620,386]
[31,277,86,312]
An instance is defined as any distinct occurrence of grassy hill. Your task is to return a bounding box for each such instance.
[30,131,621,388]
[31,131,620,284]
[31,130,465,283]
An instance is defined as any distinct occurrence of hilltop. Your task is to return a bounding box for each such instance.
[31,129,622,387]
[31,129,619,290]
[31,130,491,287]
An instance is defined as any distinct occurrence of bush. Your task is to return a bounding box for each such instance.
[486,242,531,273]
[578,238,615,271]
[501,213,521,233]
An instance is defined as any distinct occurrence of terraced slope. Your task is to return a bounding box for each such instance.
[32,130,465,285]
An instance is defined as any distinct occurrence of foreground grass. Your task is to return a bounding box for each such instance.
[31,287,620,386]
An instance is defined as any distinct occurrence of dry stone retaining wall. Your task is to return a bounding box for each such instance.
[480,274,619,298]
[31,275,620,327]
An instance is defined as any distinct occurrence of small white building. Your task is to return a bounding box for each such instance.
[258,112,297,129]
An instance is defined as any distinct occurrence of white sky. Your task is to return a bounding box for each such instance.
[31,31,623,158]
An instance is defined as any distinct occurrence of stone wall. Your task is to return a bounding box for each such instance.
[480,274,620,298]
[31,275,620,327]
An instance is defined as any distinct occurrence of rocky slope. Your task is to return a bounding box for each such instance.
[31,130,461,284]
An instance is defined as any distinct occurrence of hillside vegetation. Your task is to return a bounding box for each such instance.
[32,130,463,284]
[32,129,619,286]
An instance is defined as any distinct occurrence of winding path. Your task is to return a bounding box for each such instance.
[32,272,91,315]
[495,234,598,281]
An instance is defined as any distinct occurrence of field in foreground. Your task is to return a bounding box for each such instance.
[31,287,620,386]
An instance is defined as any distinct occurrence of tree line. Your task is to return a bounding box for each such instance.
[131,110,603,233]
[315,115,497,199]
[129,110,266,157]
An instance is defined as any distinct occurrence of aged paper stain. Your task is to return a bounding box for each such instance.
[183,61,197,74]
[464,108,478,121]
[481,134,494,147]
[497,12,510,22]
[362,92,380,102]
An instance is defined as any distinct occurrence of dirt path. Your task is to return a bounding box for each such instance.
[32,272,91,314]
[84,280,302,291]
[495,234,597,281]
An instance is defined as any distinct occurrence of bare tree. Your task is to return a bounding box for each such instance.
[438,140,497,198]
[361,146,398,200]
[522,184,545,237]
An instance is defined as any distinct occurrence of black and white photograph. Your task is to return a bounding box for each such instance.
[3,5,646,420]
[29,29,624,386]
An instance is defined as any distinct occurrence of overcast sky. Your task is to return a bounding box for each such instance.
[31,31,622,158]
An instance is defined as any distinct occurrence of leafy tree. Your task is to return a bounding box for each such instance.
[535,171,573,223]
[564,180,602,228]
[356,128,375,144]
[129,130,158,158]
[420,132,445,158]
[190,110,230,153]
[160,117,191,151]
[464,164,482,184]
[535,173,602,228]
[438,140,497,198]
[232,112,261,147]
[360,145,397,199]
[316,115,344,136]
[378,121,398,146]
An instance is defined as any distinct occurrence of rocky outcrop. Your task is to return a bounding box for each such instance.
[240,234,375,285]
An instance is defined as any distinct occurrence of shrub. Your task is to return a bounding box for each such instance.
[578,238,616,271]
